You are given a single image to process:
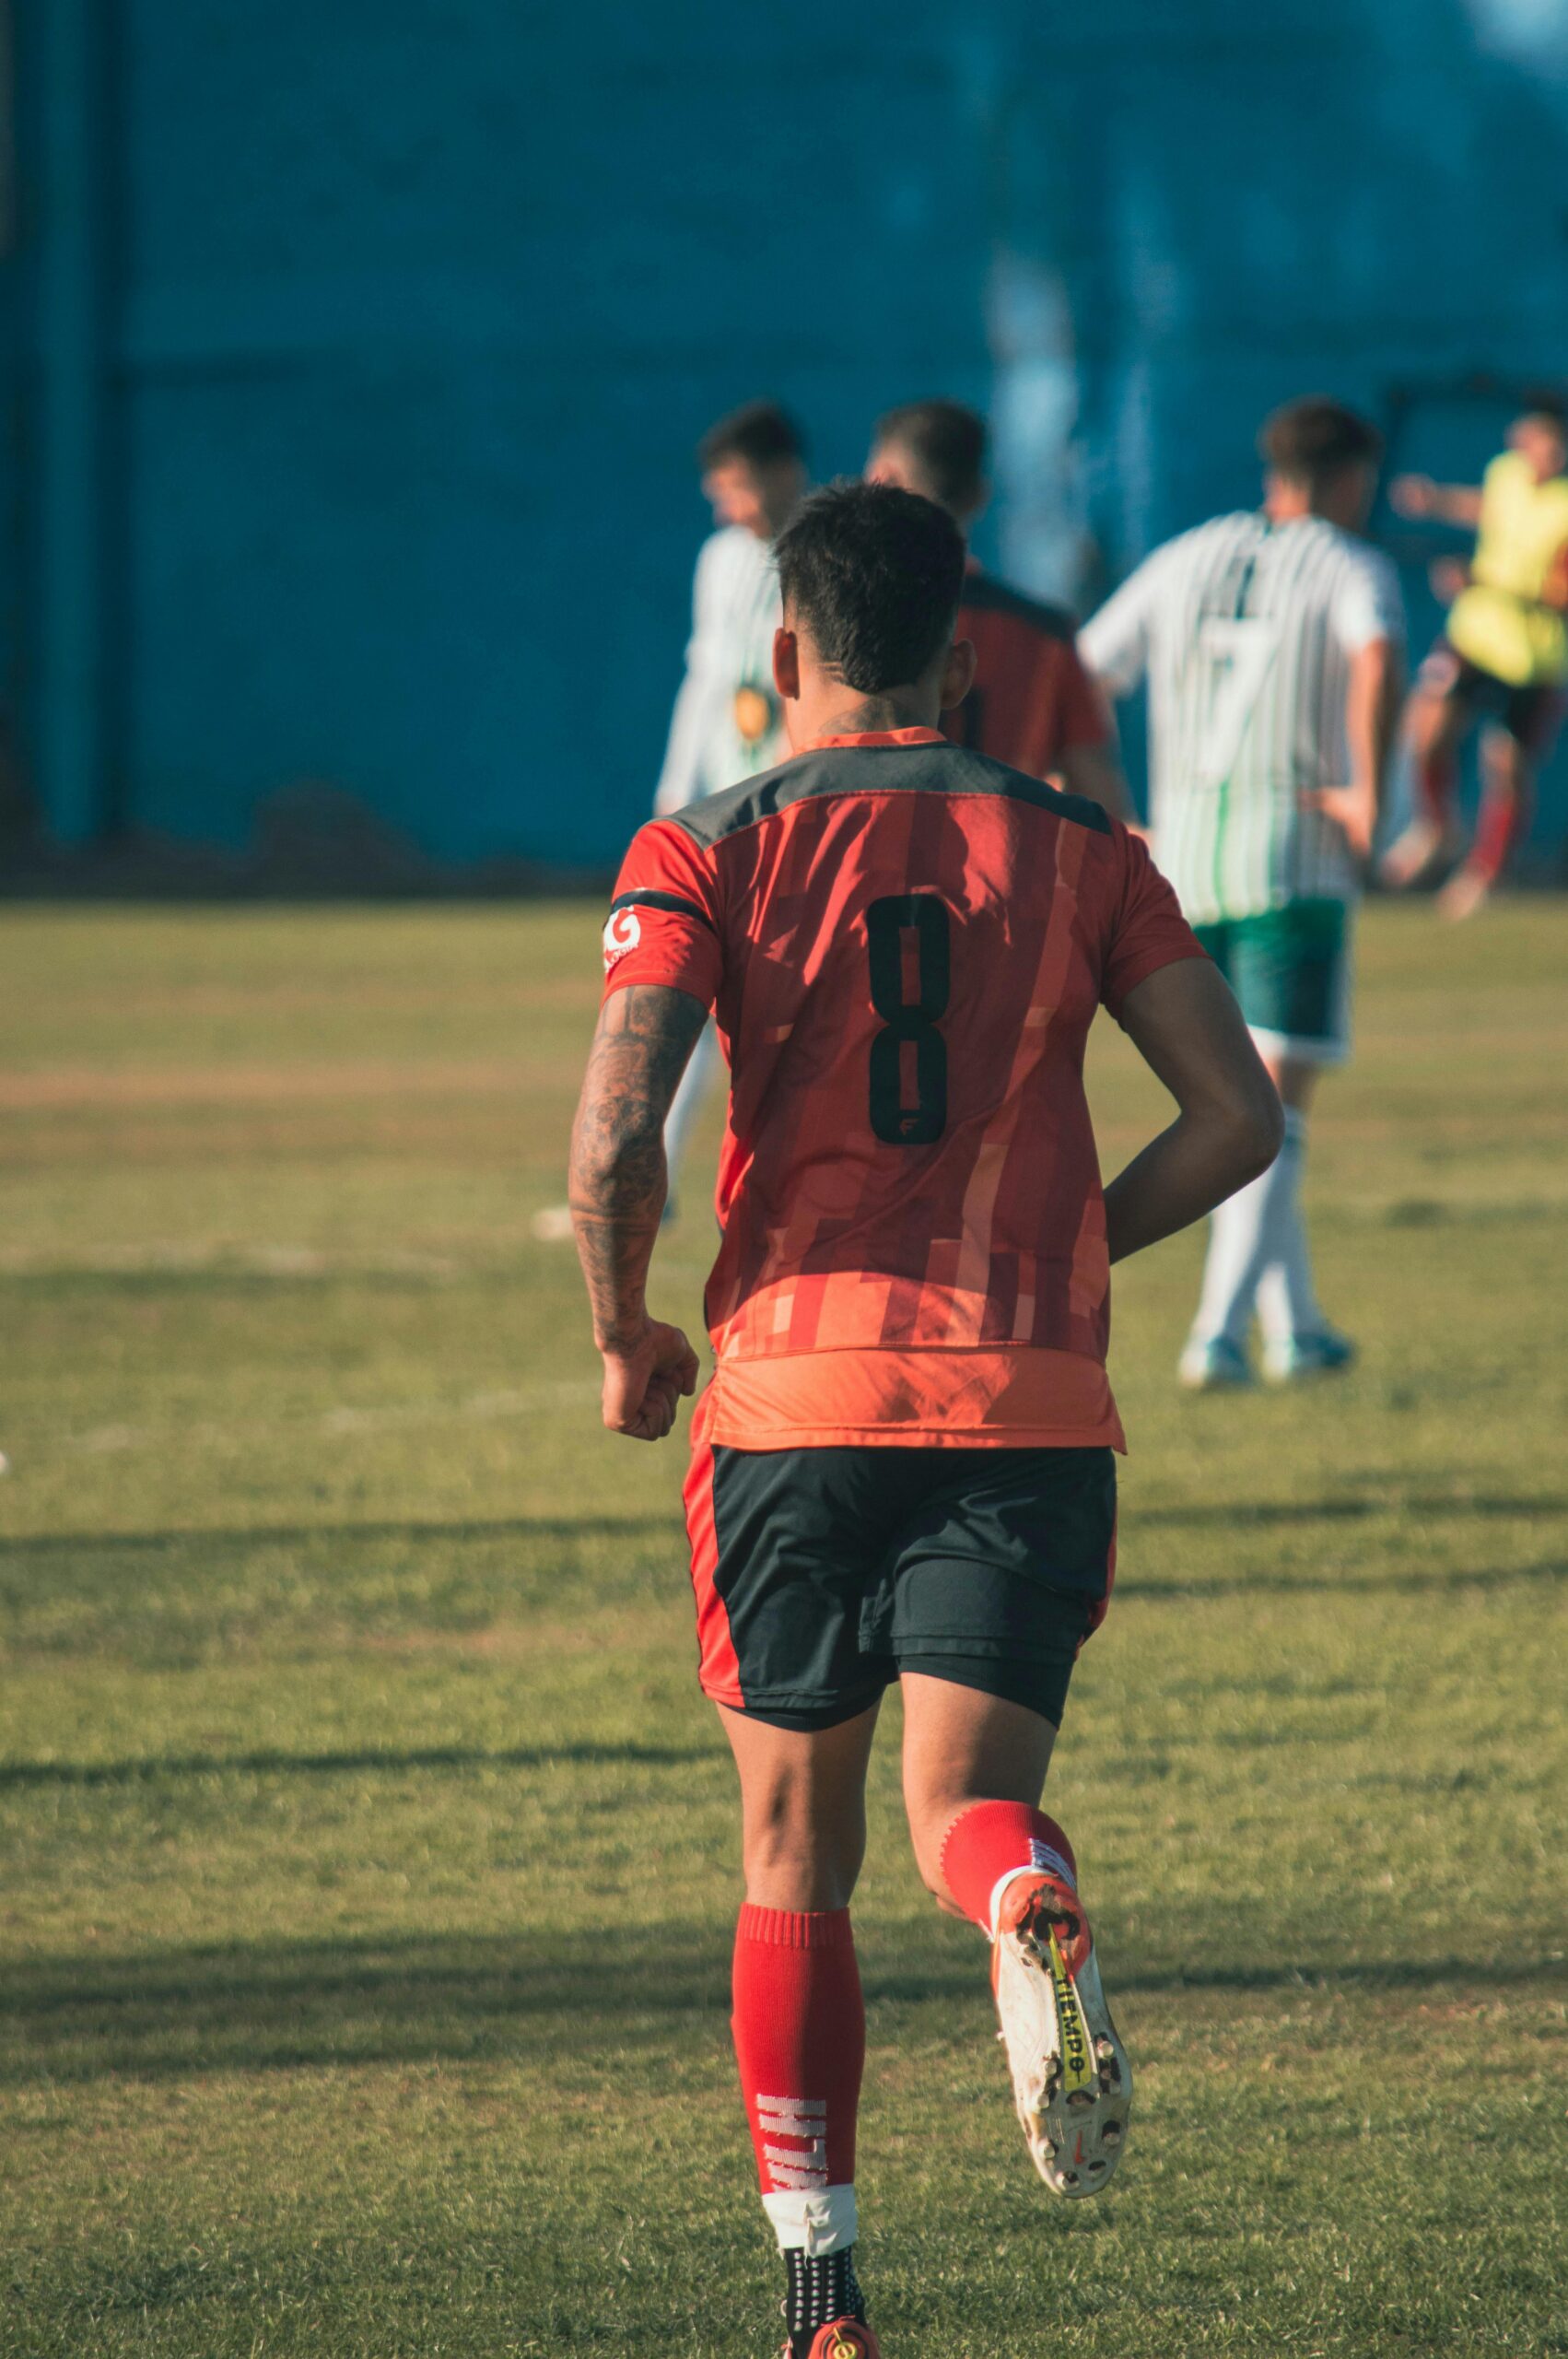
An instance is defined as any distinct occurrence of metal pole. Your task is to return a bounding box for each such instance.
[33,0,107,846]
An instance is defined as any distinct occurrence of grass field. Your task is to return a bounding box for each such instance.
[2,898,1565,2359]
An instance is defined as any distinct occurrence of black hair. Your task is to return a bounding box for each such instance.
[697,400,805,474]
[873,399,988,511]
[774,479,966,692]
[1518,386,1568,432]
[1258,396,1383,484]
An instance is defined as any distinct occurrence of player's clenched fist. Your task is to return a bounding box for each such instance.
[599,1316,700,1441]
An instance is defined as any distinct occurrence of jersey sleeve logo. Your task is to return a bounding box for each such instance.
[602,907,642,970]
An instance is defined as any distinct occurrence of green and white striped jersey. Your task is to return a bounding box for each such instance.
[653,524,786,815]
[1080,512,1405,923]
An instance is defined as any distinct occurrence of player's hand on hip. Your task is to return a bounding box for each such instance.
[599,1317,700,1441]
[1299,782,1376,861]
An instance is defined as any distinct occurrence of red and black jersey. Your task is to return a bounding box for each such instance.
[949,567,1111,778]
[602,727,1204,1451]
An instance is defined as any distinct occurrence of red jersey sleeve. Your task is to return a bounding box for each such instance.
[1099,827,1209,1021]
[1059,640,1114,748]
[600,818,723,1009]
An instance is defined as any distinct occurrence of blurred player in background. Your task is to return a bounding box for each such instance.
[534,401,804,1241]
[1381,391,1568,918]
[568,482,1281,2356]
[1082,397,1404,1389]
[867,400,1130,815]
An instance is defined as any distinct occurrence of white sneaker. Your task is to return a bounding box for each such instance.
[1177,1334,1255,1391]
[1262,1326,1355,1383]
[990,1869,1131,2197]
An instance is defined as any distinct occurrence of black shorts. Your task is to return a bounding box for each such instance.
[1421,637,1568,756]
[684,1427,1117,1731]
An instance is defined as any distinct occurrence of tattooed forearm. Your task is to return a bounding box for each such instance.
[568,984,708,1348]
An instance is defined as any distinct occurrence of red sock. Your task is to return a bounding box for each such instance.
[731,1905,863,2254]
[940,1801,1077,1936]
[1469,769,1531,886]
[1416,740,1457,828]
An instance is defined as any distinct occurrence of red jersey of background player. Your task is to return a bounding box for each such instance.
[948,564,1114,777]
[600,727,1204,1452]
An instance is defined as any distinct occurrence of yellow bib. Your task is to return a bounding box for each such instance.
[1447,452,1568,687]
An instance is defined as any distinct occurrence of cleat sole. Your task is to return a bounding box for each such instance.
[991,1875,1132,2199]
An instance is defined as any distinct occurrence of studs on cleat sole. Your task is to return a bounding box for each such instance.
[997,1908,1130,2202]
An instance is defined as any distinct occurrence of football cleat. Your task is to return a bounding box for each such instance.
[1435,864,1493,922]
[1177,1333,1255,1391]
[991,1868,1131,2198]
[789,2323,881,2359]
[1262,1326,1355,1383]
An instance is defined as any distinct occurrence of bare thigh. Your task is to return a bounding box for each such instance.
[717,1698,883,1913]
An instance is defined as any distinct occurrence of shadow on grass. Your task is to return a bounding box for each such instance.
[1129,1495,1568,1528]
[0,1741,719,1791]
[1117,1555,1566,1603]
[2,1494,1563,1565]
[3,1929,1563,2090]
[0,1514,677,1559]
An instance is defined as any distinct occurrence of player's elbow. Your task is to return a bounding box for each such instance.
[568,1109,665,1219]
[1221,1072,1286,1185]
[1193,1060,1284,1195]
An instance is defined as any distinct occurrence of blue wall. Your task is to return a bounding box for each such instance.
[6,0,1568,870]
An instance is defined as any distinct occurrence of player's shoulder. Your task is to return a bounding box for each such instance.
[1315,520,1401,595]
[959,569,1078,641]
[1176,510,1264,556]
[694,522,766,586]
[663,739,1118,851]
[659,749,814,850]
[1138,511,1262,585]
[1191,509,1263,542]
[941,745,1118,836]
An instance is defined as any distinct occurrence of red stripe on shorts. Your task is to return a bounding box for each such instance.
[1087,1507,1118,1639]
[683,1383,743,1706]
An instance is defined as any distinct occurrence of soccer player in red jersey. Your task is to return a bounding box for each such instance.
[867,400,1131,816]
[569,484,1281,2356]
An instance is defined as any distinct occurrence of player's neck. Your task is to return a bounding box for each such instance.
[791,690,941,745]
[1266,482,1361,532]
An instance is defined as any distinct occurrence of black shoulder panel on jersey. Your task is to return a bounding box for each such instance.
[668,744,1113,848]
[983,764,1115,834]
[957,572,1078,640]
[664,761,814,849]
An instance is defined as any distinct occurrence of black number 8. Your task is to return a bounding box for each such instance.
[865,895,950,1145]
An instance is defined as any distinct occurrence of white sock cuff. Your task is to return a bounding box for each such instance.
[762,2184,858,2255]
[986,1840,1075,1940]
